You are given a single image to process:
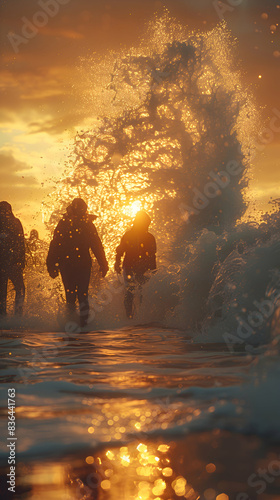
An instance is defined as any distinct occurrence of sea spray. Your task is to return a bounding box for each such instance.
[14,13,279,341]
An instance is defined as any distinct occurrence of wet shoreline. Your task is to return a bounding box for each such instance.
[1,431,280,500]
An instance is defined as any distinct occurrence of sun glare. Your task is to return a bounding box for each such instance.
[123,200,143,218]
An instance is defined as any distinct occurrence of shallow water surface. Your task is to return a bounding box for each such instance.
[0,327,279,499]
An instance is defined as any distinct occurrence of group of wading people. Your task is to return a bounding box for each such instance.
[0,199,157,326]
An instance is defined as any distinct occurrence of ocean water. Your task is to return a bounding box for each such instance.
[1,11,280,500]
[0,327,280,500]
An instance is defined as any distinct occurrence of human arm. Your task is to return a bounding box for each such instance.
[89,223,109,277]
[114,235,126,274]
[46,223,61,278]
[14,219,25,270]
[149,234,157,271]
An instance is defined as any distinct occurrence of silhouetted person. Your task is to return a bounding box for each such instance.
[0,201,25,316]
[26,229,47,268]
[29,229,39,240]
[46,198,108,327]
[114,210,156,318]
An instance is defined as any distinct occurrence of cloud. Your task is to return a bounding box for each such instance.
[1,0,278,136]
[0,151,38,191]
[0,150,50,236]
[41,26,84,39]
[28,112,87,135]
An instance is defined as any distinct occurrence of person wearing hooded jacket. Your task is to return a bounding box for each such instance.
[0,201,25,316]
[46,198,108,327]
[114,210,157,318]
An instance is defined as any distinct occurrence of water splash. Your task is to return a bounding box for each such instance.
[31,13,280,337]
[43,13,258,265]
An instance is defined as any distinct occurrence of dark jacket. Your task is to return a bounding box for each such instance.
[115,228,156,275]
[0,213,25,271]
[46,213,108,275]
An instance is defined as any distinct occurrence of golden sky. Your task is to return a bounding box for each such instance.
[0,0,280,237]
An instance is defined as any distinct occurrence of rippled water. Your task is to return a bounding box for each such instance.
[1,328,280,500]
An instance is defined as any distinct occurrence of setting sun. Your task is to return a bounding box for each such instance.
[123,200,143,218]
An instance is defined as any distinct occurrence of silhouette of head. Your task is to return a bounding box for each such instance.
[0,201,12,216]
[30,229,39,240]
[70,198,88,216]
[133,211,151,232]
